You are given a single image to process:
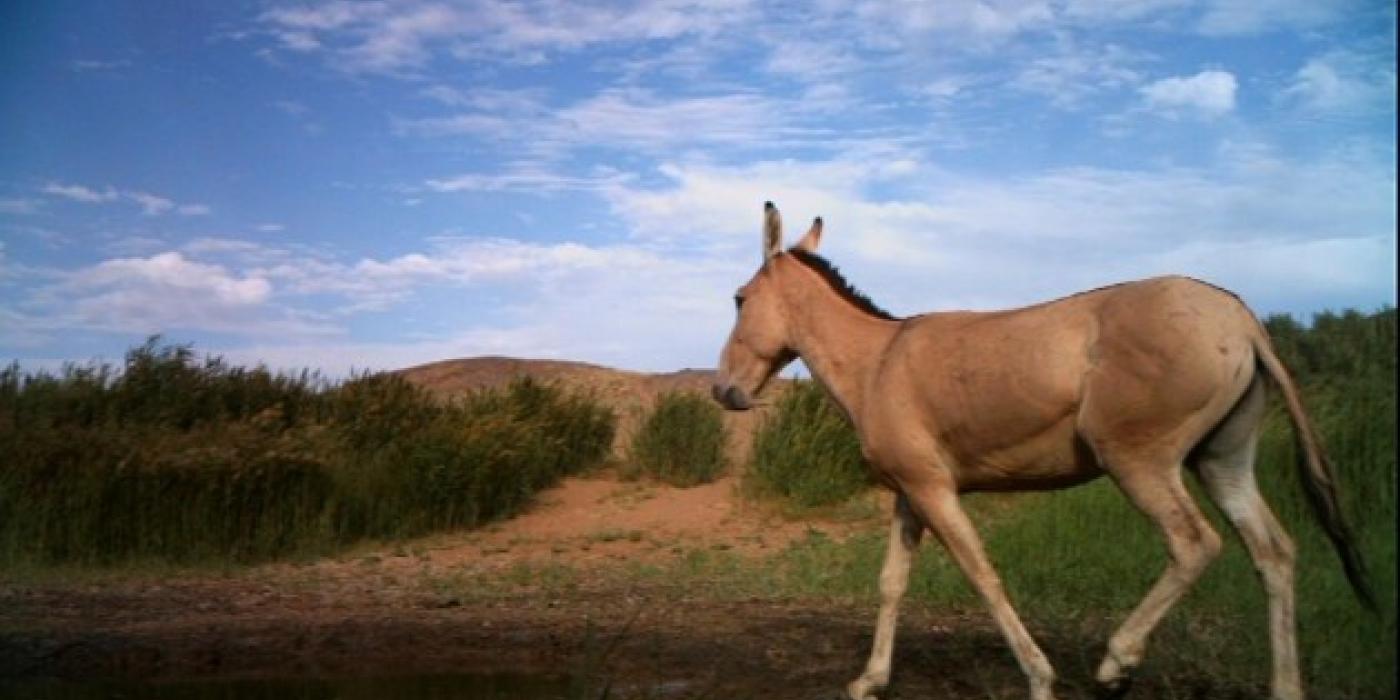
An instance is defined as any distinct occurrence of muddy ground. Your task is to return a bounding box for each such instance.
[0,569,1252,700]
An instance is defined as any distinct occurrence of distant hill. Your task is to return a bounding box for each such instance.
[397,356,786,465]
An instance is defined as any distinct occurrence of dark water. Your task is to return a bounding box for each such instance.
[0,673,576,700]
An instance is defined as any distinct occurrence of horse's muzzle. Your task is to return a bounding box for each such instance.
[711,383,752,411]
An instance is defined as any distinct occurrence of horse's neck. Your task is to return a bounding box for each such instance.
[786,288,900,426]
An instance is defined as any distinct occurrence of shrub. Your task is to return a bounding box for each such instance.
[745,380,870,507]
[625,390,727,487]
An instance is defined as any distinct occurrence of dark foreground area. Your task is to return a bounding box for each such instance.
[1,575,1272,700]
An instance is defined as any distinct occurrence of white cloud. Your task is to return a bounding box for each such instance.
[1195,0,1358,36]
[42,182,118,203]
[260,0,758,74]
[399,87,822,154]
[38,182,211,216]
[852,0,1055,40]
[603,144,1395,316]
[71,58,132,72]
[1140,69,1236,117]
[922,75,976,99]
[1283,49,1397,116]
[127,191,175,216]
[219,244,741,375]
[424,165,632,193]
[77,252,270,305]
[561,89,790,150]
[4,252,331,341]
[1013,41,1150,108]
[1061,0,1193,22]
[254,237,667,312]
[261,1,385,31]
[764,38,862,81]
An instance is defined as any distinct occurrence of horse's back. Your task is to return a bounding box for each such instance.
[869,276,1259,489]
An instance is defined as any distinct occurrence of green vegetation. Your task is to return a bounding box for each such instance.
[745,380,870,507]
[623,390,727,487]
[0,338,614,566]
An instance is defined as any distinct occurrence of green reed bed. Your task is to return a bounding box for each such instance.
[0,339,615,566]
[623,390,727,487]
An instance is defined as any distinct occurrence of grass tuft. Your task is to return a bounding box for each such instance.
[745,380,870,507]
[623,390,727,487]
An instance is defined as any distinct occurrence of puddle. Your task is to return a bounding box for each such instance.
[0,672,576,700]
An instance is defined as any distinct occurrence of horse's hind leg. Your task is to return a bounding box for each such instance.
[1193,377,1302,700]
[1094,459,1223,696]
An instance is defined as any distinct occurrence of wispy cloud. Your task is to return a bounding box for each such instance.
[42,182,118,203]
[70,58,132,72]
[400,87,828,156]
[423,165,633,193]
[259,0,758,75]
[1195,0,1361,36]
[39,182,211,216]
[1139,69,1237,117]
[1282,49,1397,117]
[1013,41,1151,108]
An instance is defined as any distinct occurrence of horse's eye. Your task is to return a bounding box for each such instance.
[734,295,745,311]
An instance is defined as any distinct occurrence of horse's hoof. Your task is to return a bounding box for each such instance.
[1096,674,1134,700]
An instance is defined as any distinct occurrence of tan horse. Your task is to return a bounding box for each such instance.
[711,203,1372,700]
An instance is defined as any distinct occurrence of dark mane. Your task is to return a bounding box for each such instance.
[787,248,900,321]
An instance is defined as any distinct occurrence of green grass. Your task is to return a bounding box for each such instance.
[0,338,615,567]
[745,380,870,507]
[623,390,727,487]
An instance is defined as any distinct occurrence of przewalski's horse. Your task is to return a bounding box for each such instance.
[711,202,1372,700]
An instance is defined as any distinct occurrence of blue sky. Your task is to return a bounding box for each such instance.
[2,1,1395,375]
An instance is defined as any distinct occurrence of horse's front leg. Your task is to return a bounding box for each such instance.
[847,491,923,700]
[905,481,1059,700]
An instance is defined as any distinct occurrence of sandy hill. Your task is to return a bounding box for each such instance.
[397,356,785,463]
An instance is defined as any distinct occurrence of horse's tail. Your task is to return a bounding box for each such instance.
[1251,330,1377,611]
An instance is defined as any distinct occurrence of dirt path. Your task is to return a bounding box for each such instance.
[383,472,887,572]
[0,473,1254,699]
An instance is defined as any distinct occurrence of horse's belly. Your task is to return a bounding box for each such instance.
[948,416,1103,493]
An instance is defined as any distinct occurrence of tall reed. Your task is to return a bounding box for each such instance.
[0,339,615,566]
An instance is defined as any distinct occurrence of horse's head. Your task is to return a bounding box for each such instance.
[711,202,822,411]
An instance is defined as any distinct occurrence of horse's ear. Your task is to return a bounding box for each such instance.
[794,216,822,253]
[763,201,782,260]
